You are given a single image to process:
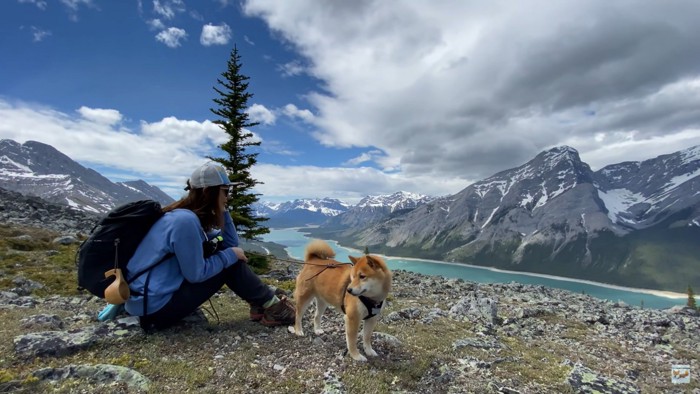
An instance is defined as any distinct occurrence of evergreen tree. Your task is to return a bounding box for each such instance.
[209,45,269,240]
[687,285,697,309]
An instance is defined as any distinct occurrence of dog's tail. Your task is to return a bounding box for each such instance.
[305,239,336,261]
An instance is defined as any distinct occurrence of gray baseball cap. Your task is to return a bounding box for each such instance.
[187,162,231,189]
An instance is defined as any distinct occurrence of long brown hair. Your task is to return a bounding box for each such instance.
[163,185,225,231]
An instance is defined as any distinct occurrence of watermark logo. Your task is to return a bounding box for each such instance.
[671,364,690,384]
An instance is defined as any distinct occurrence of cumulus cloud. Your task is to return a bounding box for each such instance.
[0,99,227,198]
[77,106,122,125]
[156,27,187,48]
[247,104,276,125]
[243,0,700,181]
[0,99,460,201]
[282,104,314,122]
[200,23,232,46]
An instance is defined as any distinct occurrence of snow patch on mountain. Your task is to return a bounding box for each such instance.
[597,188,645,223]
[663,168,700,193]
[679,145,700,165]
[0,155,32,173]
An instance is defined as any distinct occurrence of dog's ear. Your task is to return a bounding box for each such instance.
[349,255,358,264]
[365,256,378,269]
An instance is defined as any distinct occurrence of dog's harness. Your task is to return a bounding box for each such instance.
[339,278,384,320]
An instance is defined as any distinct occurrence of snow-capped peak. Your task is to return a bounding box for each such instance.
[356,191,433,212]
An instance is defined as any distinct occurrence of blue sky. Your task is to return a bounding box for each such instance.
[2,0,700,203]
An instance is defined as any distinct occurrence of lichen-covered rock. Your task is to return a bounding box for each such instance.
[20,314,64,330]
[32,363,150,392]
[565,360,640,394]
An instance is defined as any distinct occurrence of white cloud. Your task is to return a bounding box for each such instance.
[0,99,459,202]
[252,164,464,204]
[243,35,255,46]
[153,0,185,20]
[0,99,227,198]
[59,0,93,21]
[243,0,700,183]
[140,117,230,153]
[200,23,232,46]
[278,60,304,77]
[343,150,383,166]
[247,104,276,125]
[60,0,92,11]
[18,0,47,10]
[147,18,165,30]
[156,27,187,48]
[282,104,314,122]
[30,26,51,42]
[77,106,122,125]
[215,0,233,7]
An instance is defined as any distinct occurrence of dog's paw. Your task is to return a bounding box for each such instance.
[287,326,304,336]
[350,353,368,362]
[313,328,325,335]
[364,348,378,357]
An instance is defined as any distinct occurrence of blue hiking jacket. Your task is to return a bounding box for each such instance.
[124,209,239,316]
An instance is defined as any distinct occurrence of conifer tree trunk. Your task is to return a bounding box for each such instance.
[688,285,697,309]
[209,45,269,240]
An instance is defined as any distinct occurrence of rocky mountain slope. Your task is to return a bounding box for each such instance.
[0,139,173,213]
[0,193,698,393]
[317,146,700,293]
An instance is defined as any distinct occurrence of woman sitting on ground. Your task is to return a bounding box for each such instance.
[124,162,295,330]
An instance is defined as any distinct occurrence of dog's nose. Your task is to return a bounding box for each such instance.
[347,288,353,294]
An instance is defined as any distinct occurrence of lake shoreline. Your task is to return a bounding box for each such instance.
[283,227,687,301]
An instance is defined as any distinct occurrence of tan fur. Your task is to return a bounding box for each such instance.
[289,239,392,361]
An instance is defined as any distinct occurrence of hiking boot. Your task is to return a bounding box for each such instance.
[260,296,296,327]
[249,287,288,321]
[249,305,265,321]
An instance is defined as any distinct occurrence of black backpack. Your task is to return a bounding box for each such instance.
[76,200,169,299]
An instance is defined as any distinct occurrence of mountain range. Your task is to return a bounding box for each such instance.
[253,191,433,228]
[253,198,351,228]
[308,145,700,292]
[2,138,698,292]
[0,139,174,213]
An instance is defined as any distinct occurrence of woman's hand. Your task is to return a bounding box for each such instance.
[231,247,248,263]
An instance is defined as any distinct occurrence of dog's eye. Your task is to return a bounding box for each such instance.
[359,273,366,280]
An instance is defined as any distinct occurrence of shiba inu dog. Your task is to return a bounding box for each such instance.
[288,239,392,361]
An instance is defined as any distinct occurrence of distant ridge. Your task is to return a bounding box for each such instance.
[0,139,174,213]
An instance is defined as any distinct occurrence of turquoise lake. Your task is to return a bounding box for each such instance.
[262,228,686,310]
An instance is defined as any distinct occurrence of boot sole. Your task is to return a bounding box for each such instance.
[250,314,264,321]
[260,318,294,327]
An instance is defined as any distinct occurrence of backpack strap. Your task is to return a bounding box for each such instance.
[142,269,154,318]
[126,253,174,286]
[124,252,173,318]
